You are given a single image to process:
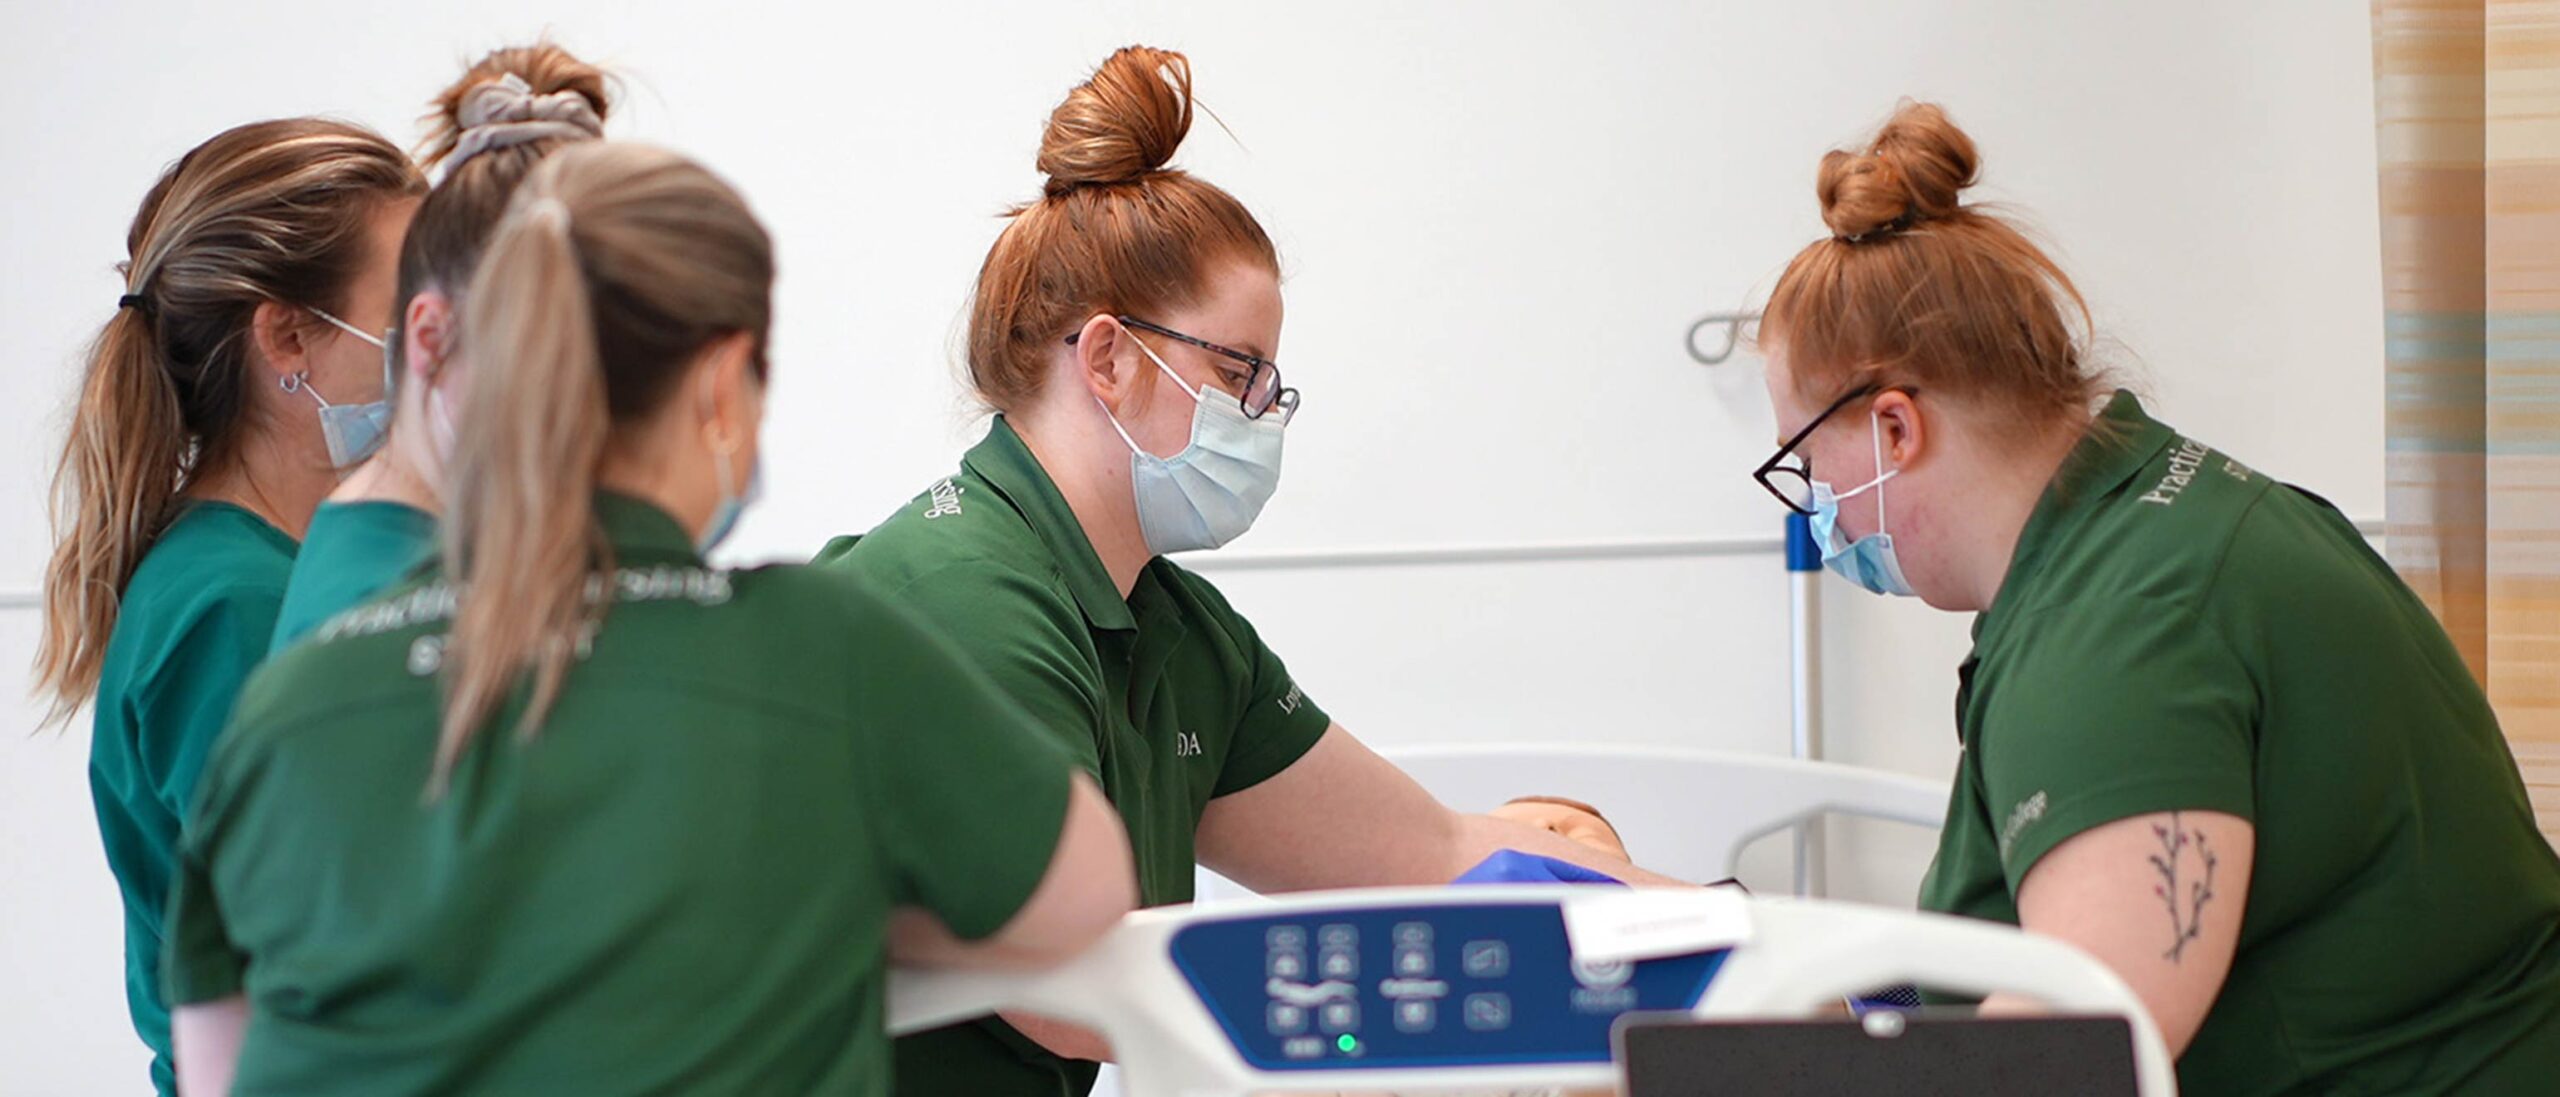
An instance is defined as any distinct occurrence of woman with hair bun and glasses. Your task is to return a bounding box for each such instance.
[1753,100,2560,1094]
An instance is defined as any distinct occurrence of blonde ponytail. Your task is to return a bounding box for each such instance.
[35,307,190,722]
[432,143,772,789]
[437,199,612,783]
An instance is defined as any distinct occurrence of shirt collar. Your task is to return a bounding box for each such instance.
[1978,390,2177,634]
[594,491,703,564]
[963,416,1137,632]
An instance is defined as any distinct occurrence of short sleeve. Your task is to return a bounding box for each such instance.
[161,715,258,1005]
[1976,598,2257,891]
[138,589,284,820]
[1185,577,1332,798]
[843,585,1081,941]
[870,561,1106,778]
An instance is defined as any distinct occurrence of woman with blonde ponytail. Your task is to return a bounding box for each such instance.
[162,142,1135,1097]
[33,117,420,1096]
[268,41,612,651]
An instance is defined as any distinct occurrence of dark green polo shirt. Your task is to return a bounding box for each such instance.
[165,493,1076,1097]
[268,499,436,652]
[1920,391,2560,1095]
[90,500,295,1097]
[815,416,1334,1097]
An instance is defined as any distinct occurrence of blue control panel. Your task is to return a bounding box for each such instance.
[1169,901,1726,1071]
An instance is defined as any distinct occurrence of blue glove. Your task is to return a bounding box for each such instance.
[1453,849,1627,887]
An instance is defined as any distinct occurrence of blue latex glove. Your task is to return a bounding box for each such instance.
[1453,849,1628,887]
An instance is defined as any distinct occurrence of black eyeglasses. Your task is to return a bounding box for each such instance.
[1753,383,1887,515]
[1066,316,1300,421]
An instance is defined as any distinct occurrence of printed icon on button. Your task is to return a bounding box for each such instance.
[1320,1001,1359,1033]
[1464,992,1512,1032]
[1461,940,1509,978]
[1394,999,1435,1033]
[1267,1002,1306,1035]
[1320,948,1358,979]
[1320,923,1358,950]
[1267,926,1306,951]
[1395,946,1433,977]
[1394,921,1433,947]
[1284,1036,1325,1060]
[1269,951,1306,979]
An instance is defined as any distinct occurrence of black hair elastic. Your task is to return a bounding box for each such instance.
[117,293,153,316]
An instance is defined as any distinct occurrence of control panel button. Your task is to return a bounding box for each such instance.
[1464,992,1513,1032]
[1394,946,1433,977]
[1394,998,1436,1033]
[1319,1001,1359,1033]
[1393,921,1433,948]
[1266,926,1306,951]
[1462,940,1510,978]
[1319,948,1358,980]
[1268,951,1305,979]
[1283,1036,1325,1060]
[1267,1002,1306,1035]
[1319,923,1358,950]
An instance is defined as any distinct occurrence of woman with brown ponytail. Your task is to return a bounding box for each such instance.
[162,142,1135,1096]
[1755,102,2560,1093]
[267,42,611,651]
[817,46,1689,1097]
[32,118,422,1095]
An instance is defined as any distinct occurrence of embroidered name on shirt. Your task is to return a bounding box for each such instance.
[2139,437,2213,507]
[1999,790,2049,859]
[924,479,966,519]
[1176,731,1203,757]
[317,565,737,646]
[1277,683,1304,715]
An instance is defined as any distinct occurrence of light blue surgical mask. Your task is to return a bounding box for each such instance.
[1098,332,1288,555]
[1807,411,1915,598]
[701,441,760,554]
[290,307,392,468]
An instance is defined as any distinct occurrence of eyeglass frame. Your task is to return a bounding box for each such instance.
[1753,382,1911,516]
[1064,315,1300,421]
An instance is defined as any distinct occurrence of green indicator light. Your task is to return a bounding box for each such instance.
[1336,1035,1358,1053]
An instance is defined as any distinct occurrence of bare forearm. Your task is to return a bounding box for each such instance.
[998,1010,1114,1063]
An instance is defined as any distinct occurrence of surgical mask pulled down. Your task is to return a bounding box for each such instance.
[1098,332,1287,555]
[1809,410,1916,598]
[290,307,393,468]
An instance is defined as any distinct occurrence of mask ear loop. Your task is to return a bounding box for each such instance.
[1870,408,1891,534]
[699,367,741,502]
[1093,327,1199,456]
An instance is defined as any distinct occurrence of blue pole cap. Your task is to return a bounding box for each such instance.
[1785,511,1823,573]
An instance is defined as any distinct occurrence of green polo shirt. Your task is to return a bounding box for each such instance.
[1919,391,2560,1095]
[164,493,1076,1097]
[814,415,1333,1097]
[89,500,295,1097]
[268,499,436,652]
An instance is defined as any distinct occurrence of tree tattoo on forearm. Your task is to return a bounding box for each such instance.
[2148,813,2219,962]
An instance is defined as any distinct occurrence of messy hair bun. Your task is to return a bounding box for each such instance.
[1037,46,1194,195]
[1816,100,1979,242]
[418,43,611,175]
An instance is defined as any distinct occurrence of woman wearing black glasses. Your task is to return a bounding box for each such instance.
[814,45,1687,1097]
[1756,101,2560,1095]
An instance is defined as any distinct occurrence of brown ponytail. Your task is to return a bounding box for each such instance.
[968,45,1277,412]
[1762,101,2105,430]
[35,119,423,723]
[437,143,772,786]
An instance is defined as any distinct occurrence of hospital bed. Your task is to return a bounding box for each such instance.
[1194,745,1950,906]
[886,885,2176,1096]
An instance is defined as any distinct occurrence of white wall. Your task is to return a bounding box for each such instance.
[0,1,2380,1090]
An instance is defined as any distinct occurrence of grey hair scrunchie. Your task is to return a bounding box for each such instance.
[447,73,604,173]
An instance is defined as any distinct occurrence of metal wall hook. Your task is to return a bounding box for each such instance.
[1686,311,1760,366]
